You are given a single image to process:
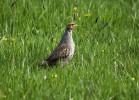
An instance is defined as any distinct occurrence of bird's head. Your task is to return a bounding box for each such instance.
[67,22,77,30]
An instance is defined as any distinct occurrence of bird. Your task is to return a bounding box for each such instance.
[38,22,77,67]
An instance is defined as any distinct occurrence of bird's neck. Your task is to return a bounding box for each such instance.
[65,28,72,35]
[66,27,73,31]
[60,28,73,44]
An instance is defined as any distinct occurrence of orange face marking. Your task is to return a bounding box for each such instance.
[69,24,75,30]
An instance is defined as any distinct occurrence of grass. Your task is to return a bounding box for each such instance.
[0,0,139,99]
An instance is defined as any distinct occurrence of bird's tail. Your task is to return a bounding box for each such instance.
[38,60,48,66]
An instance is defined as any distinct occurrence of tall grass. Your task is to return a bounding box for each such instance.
[0,0,139,99]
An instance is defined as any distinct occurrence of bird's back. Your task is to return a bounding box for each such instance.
[46,29,75,66]
[38,24,76,67]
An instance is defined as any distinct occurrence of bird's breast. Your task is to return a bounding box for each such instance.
[69,42,75,58]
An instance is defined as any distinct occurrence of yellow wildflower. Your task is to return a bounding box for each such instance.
[52,73,58,78]
[10,38,16,42]
[84,13,91,17]
[1,37,16,42]
[0,90,6,99]
[54,74,57,78]
[2,37,8,41]
[131,77,135,81]
[1,95,6,98]
[73,6,78,12]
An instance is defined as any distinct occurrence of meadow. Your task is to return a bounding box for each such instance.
[0,0,139,100]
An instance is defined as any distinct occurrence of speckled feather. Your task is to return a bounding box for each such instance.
[46,43,72,66]
[38,23,76,67]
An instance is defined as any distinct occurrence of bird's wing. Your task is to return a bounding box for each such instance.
[46,44,71,61]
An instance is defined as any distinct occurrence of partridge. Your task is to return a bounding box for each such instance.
[38,22,76,67]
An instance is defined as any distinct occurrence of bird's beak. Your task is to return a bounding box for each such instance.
[68,23,77,30]
[74,24,78,27]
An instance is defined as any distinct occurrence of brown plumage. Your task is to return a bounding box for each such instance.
[38,23,76,67]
